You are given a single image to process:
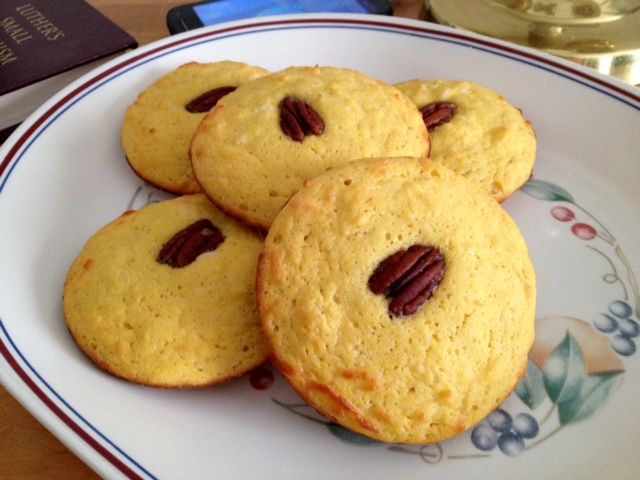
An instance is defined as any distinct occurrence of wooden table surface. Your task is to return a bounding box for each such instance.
[0,2,426,478]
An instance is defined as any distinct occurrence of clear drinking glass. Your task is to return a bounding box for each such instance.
[427,0,640,84]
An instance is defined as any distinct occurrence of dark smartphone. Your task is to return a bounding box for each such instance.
[167,0,393,34]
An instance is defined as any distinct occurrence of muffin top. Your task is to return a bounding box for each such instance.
[396,79,536,201]
[258,157,536,443]
[190,66,429,230]
[122,61,268,194]
[64,194,268,387]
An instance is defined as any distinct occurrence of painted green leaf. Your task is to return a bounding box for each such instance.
[521,179,574,202]
[543,332,587,403]
[516,360,547,409]
[326,422,379,446]
[558,372,621,425]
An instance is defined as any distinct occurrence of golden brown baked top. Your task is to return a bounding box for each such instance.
[190,65,430,230]
[396,79,536,201]
[121,61,268,194]
[258,157,536,443]
[63,194,268,388]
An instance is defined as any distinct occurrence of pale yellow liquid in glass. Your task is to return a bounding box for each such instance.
[428,0,640,84]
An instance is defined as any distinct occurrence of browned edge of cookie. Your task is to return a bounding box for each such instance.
[124,154,201,196]
[493,106,536,203]
[255,245,386,440]
[61,209,269,389]
[255,239,533,444]
[63,288,271,389]
[64,322,271,389]
[198,187,270,234]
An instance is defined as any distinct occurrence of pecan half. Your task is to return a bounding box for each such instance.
[279,96,325,142]
[419,102,457,132]
[368,244,445,317]
[157,219,225,268]
[185,86,237,113]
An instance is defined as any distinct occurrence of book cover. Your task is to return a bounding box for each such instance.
[0,1,137,132]
[0,0,137,95]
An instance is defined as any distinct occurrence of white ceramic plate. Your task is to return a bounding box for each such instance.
[1,14,639,480]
